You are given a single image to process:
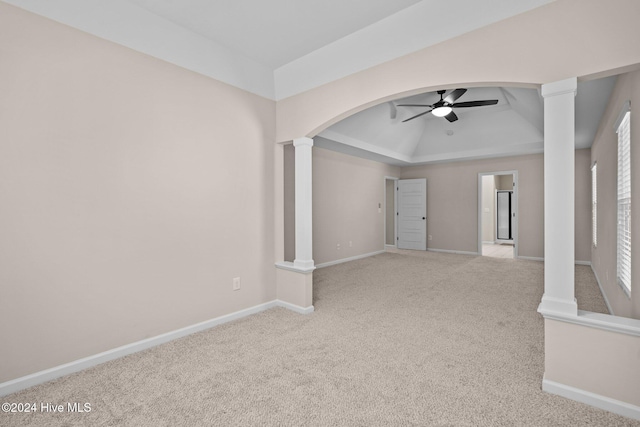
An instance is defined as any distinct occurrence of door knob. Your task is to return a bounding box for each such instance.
[422,217,426,220]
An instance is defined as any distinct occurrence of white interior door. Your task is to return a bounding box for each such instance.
[397,179,427,250]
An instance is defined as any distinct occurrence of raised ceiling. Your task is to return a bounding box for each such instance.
[317,78,617,165]
[126,0,421,69]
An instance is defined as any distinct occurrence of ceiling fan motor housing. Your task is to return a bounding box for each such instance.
[397,88,498,123]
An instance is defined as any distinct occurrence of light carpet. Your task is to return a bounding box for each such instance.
[2,251,638,426]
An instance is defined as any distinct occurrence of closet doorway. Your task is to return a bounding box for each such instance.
[477,171,518,259]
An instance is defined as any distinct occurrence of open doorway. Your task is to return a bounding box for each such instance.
[478,171,518,259]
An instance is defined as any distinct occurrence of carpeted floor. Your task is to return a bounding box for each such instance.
[2,251,637,426]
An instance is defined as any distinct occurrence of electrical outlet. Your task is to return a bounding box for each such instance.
[349,241,353,247]
[428,235,433,241]
[337,243,341,250]
[233,277,241,291]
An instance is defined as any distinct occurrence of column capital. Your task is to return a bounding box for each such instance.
[541,77,577,98]
[293,137,313,148]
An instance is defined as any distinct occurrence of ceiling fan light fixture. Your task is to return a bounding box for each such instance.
[432,106,452,117]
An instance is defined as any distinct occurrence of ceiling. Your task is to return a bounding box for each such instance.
[125,0,421,69]
[3,0,614,164]
[317,78,617,166]
[2,0,555,99]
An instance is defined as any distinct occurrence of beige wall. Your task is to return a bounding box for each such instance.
[591,70,640,319]
[545,319,640,408]
[309,148,400,265]
[0,4,276,383]
[496,174,514,191]
[284,147,401,265]
[401,155,543,257]
[300,149,590,264]
[574,149,593,266]
[284,146,588,264]
[400,151,592,262]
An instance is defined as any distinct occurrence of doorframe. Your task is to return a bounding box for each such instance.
[477,170,518,258]
[384,176,399,249]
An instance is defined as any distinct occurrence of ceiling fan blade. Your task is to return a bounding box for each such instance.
[452,99,498,108]
[397,104,433,108]
[444,88,467,104]
[402,110,433,122]
[444,111,458,122]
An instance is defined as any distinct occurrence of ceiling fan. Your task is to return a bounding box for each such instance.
[397,89,498,123]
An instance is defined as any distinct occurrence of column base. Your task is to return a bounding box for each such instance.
[294,258,315,270]
[275,264,314,312]
[538,294,578,317]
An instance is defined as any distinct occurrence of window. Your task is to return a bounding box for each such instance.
[592,163,597,247]
[617,106,631,294]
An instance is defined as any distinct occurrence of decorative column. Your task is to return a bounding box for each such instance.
[538,77,578,317]
[293,137,315,270]
[274,137,314,314]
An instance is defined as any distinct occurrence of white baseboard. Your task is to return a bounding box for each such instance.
[542,377,640,421]
[315,250,385,269]
[518,256,544,262]
[428,248,479,256]
[0,299,309,397]
[517,256,592,266]
[276,299,314,315]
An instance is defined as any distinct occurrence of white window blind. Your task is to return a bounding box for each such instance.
[617,110,631,294]
[592,163,597,247]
